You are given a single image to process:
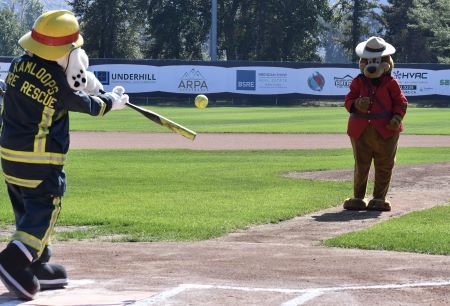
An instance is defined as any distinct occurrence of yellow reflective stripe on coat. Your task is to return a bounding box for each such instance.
[92,96,106,117]
[0,147,66,165]
[3,173,42,188]
[34,106,55,152]
[12,230,43,251]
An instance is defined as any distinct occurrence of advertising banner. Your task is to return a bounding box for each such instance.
[1,58,450,97]
[89,64,450,96]
[0,62,11,80]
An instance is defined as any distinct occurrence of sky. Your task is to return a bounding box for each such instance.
[41,0,70,11]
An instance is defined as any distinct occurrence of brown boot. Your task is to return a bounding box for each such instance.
[343,198,368,211]
[367,198,391,211]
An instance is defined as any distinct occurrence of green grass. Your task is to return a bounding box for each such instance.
[69,106,450,135]
[324,205,450,255]
[1,147,449,242]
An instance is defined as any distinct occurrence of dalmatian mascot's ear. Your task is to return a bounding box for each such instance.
[56,48,103,95]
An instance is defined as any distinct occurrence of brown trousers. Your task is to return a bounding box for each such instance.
[350,124,399,200]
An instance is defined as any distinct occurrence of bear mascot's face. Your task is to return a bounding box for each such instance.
[359,55,394,79]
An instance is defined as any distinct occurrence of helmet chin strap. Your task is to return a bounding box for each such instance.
[56,45,79,72]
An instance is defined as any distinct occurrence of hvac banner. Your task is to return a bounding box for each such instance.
[1,60,450,96]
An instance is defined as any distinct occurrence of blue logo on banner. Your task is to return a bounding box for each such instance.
[307,71,325,92]
[94,71,110,85]
[236,70,256,91]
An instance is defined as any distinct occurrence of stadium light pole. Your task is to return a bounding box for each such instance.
[210,0,217,61]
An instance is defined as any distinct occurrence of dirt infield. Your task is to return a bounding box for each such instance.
[1,132,449,305]
[70,131,450,150]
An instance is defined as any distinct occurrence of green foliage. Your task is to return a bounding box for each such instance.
[66,0,330,61]
[145,0,211,60]
[218,0,330,61]
[69,0,144,58]
[331,0,381,62]
[0,0,43,56]
[409,0,450,63]
[325,205,450,255]
[0,7,22,56]
[382,0,450,63]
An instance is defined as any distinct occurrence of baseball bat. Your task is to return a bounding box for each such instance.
[99,89,196,140]
[125,102,197,140]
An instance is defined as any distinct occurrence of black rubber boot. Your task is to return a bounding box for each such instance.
[0,241,40,300]
[30,246,68,290]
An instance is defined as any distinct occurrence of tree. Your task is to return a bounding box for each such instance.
[0,7,22,56]
[382,0,450,63]
[331,0,382,62]
[69,0,144,59]
[143,0,211,60]
[15,0,44,30]
[408,0,450,63]
[218,0,330,61]
[382,0,435,63]
[0,0,43,56]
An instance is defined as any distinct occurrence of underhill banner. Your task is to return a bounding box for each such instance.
[1,59,450,97]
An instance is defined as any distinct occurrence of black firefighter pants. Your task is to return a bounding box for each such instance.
[6,169,66,260]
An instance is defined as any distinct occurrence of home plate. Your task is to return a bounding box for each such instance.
[0,281,155,306]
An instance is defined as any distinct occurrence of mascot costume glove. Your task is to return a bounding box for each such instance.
[105,86,129,110]
[386,114,403,131]
[354,96,370,112]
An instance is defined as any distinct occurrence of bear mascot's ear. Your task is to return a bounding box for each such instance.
[56,48,103,94]
[381,55,394,75]
[359,58,368,74]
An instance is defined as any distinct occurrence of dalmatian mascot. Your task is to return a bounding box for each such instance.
[0,10,127,300]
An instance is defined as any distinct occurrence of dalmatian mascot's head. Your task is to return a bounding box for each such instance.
[355,36,396,82]
[56,48,103,95]
[19,10,103,95]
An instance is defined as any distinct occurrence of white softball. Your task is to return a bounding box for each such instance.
[194,95,208,109]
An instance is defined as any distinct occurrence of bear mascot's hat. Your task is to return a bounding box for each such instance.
[19,10,83,61]
[355,36,396,59]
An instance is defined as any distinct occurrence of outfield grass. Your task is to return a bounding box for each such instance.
[0,147,449,242]
[69,107,450,135]
[324,205,450,255]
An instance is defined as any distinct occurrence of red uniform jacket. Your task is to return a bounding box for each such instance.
[345,74,408,140]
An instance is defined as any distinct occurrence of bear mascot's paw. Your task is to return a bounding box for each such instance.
[386,114,403,131]
[354,97,370,112]
[367,198,391,211]
[343,198,368,211]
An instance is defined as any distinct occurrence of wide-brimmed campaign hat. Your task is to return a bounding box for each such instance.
[19,10,84,61]
[355,36,396,58]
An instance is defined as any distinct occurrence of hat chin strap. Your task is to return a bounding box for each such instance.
[56,47,78,72]
[56,55,69,72]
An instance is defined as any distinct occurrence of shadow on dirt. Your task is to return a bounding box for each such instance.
[312,210,382,222]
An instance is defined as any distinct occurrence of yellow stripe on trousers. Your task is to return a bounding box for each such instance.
[12,197,62,256]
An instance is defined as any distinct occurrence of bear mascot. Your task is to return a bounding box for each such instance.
[0,10,128,300]
[343,36,408,212]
